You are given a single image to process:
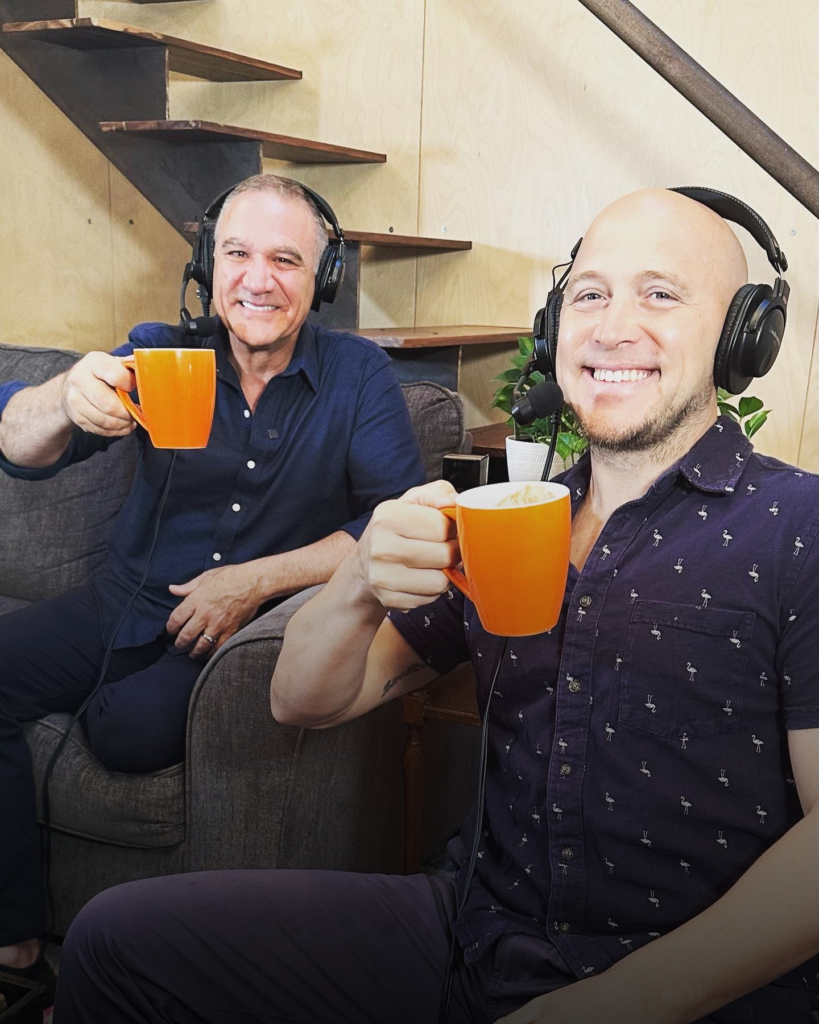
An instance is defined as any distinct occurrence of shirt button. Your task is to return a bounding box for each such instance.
[579,595,593,608]
[561,847,574,861]
[232,503,241,512]
[212,552,222,562]
[247,460,256,469]
[559,763,572,777]
[568,680,581,693]
[558,922,571,934]
[243,409,251,419]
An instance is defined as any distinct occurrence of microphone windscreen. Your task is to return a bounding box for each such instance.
[181,316,221,338]
[527,380,564,420]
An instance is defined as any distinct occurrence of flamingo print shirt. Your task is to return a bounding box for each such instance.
[389,417,818,985]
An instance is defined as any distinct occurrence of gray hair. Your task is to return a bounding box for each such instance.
[214,174,328,274]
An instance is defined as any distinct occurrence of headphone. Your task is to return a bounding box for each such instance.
[179,180,347,337]
[531,186,790,395]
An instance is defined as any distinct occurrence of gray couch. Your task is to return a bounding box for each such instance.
[0,343,479,935]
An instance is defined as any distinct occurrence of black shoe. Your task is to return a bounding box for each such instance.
[0,949,57,1009]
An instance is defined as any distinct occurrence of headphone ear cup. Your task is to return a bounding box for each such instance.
[191,222,216,297]
[714,283,764,394]
[312,244,335,312]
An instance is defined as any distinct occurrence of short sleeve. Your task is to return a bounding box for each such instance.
[777,520,819,730]
[387,587,470,677]
[0,334,142,480]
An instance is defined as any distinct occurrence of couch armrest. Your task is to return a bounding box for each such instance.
[183,585,410,874]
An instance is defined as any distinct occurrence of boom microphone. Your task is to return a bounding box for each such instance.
[510,379,563,426]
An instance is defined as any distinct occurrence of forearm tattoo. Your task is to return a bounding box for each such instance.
[381,662,424,699]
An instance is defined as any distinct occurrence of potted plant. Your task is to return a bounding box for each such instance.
[492,336,770,480]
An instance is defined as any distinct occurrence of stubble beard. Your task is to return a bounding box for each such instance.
[570,371,716,465]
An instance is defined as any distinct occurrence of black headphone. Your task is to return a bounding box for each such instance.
[179,180,346,337]
[531,186,790,395]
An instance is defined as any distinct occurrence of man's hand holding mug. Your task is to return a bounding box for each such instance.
[357,478,571,636]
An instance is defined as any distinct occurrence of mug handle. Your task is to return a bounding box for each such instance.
[439,506,473,602]
[114,356,147,432]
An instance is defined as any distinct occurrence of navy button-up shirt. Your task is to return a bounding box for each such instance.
[0,321,424,648]
[390,417,818,986]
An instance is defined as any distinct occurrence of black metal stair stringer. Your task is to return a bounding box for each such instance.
[0,0,263,236]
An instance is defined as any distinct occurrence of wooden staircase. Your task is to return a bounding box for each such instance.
[0,0,524,387]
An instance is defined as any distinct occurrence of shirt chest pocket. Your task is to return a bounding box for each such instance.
[618,600,755,738]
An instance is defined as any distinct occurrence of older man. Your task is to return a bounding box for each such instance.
[56,189,817,1024]
[0,175,424,997]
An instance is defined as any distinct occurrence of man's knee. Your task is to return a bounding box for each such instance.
[83,661,194,772]
[84,705,185,772]
[62,884,137,971]
[84,690,186,773]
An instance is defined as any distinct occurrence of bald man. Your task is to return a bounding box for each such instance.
[56,191,818,1024]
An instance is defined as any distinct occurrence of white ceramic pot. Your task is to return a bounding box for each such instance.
[505,437,568,481]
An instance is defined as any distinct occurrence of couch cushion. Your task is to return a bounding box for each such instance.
[25,714,185,848]
[400,381,465,481]
[0,344,137,602]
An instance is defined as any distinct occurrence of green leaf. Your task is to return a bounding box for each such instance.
[717,401,740,420]
[511,353,528,370]
[517,335,534,357]
[738,396,764,418]
[493,368,521,384]
[558,431,587,455]
[555,436,572,461]
[744,410,770,438]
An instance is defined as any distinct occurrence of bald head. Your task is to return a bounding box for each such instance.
[577,189,748,308]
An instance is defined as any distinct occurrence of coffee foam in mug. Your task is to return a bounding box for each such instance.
[495,483,552,508]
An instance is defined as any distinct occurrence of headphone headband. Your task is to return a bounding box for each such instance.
[200,181,345,247]
[668,186,787,273]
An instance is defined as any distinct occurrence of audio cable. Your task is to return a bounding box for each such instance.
[438,635,509,1024]
[40,450,179,937]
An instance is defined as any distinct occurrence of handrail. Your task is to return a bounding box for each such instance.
[577,0,819,219]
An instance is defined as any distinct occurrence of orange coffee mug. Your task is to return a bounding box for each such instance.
[116,348,216,449]
[441,480,571,637]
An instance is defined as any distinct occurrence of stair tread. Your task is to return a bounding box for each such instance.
[100,120,386,165]
[2,18,302,81]
[182,222,472,252]
[355,326,525,348]
[342,230,471,251]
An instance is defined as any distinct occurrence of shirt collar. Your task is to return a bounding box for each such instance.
[212,321,320,394]
[274,322,320,393]
[559,415,753,504]
[677,416,753,494]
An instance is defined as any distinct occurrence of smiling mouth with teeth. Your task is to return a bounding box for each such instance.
[591,368,654,383]
[240,300,279,311]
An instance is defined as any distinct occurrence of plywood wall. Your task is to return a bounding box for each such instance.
[1,0,816,468]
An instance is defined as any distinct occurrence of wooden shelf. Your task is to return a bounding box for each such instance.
[357,326,525,349]
[2,18,302,82]
[100,120,386,165]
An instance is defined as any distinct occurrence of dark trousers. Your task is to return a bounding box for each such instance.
[0,586,201,945]
[55,870,818,1024]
